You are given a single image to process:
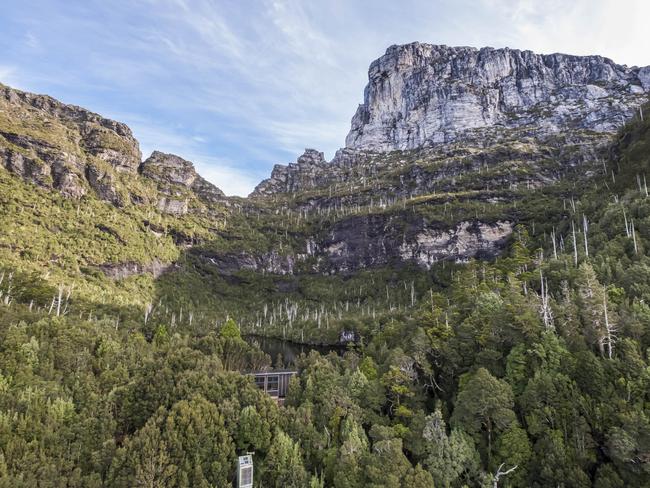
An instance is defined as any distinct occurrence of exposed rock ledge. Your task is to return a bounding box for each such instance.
[99,260,173,280]
[399,220,513,268]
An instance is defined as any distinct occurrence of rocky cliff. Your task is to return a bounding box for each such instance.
[246,43,650,273]
[254,44,649,199]
[1,83,141,172]
[1,43,649,283]
[140,151,225,215]
[345,43,650,151]
[0,83,225,213]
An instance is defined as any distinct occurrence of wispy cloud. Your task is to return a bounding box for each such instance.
[0,65,20,87]
[0,0,648,195]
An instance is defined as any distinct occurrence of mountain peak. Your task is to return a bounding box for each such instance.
[140,151,225,205]
[345,43,650,152]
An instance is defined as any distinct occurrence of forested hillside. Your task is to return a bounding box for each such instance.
[0,44,649,487]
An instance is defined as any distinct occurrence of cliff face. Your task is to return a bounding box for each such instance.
[345,43,650,151]
[252,149,329,196]
[246,43,650,273]
[0,83,225,213]
[1,43,648,281]
[1,83,141,172]
[254,44,649,198]
[0,83,143,200]
[140,151,225,215]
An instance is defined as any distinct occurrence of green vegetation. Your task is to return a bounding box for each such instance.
[1,88,650,485]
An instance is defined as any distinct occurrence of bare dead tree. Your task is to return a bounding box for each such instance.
[582,214,589,258]
[493,464,518,488]
[551,227,558,259]
[572,221,579,266]
[55,285,64,317]
[539,269,554,331]
[144,303,153,325]
[603,294,617,359]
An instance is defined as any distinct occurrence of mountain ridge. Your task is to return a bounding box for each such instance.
[1,39,650,488]
[252,43,650,198]
[0,42,649,309]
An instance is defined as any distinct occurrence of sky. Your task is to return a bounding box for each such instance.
[1,0,649,196]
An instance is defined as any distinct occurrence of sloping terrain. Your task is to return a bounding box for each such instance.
[1,44,649,340]
[0,44,649,487]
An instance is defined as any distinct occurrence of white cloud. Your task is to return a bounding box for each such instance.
[478,0,650,66]
[192,158,262,198]
[0,65,20,87]
[25,32,40,50]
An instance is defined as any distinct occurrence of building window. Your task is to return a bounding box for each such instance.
[240,466,253,487]
[266,375,279,395]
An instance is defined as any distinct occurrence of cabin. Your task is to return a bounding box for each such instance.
[250,370,297,405]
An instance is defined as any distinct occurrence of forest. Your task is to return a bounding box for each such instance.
[0,110,649,488]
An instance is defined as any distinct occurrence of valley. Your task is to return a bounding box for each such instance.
[0,43,649,487]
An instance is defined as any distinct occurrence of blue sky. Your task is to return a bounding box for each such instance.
[1,0,649,195]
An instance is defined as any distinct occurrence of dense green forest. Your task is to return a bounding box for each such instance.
[1,94,650,486]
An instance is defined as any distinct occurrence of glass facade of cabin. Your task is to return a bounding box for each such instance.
[250,371,296,401]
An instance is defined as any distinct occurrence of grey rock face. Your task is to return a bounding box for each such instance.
[157,196,189,216]
[252,149,328,196]
[191,175,227,203]
[0,130,87,198]
[141,151,199,187]
[314,214,512,273]
[398,220,513,268]
[99,259,172,280]
[345,43,650,151]
[194,249,296,276]
[1,83,142,172]
[140,151,225,204]
[0,145,51,186]
[250,148,386,197]
[85,164,125,206]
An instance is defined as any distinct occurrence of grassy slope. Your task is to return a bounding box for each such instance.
[1,91,648,345]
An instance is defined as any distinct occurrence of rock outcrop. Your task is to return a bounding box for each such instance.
[140,151,200,187]
[85,163,126,206]
[252,149,329,196]
[99,259,173,280]
[253,45,648,200]
[1,83,141,172]
[315,214,512,273]
[0,83,145,201]
[140,151,225,213]
[345,43,650,151]
[247,43,650,273]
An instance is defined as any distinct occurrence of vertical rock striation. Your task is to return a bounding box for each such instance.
[345,43,650,151]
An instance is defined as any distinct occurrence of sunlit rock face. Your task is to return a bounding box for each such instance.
[345,43,650,151]
[140,151,225,214]
[246,43,650,273]
[1,83,142,172]
[252,149,329,196]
